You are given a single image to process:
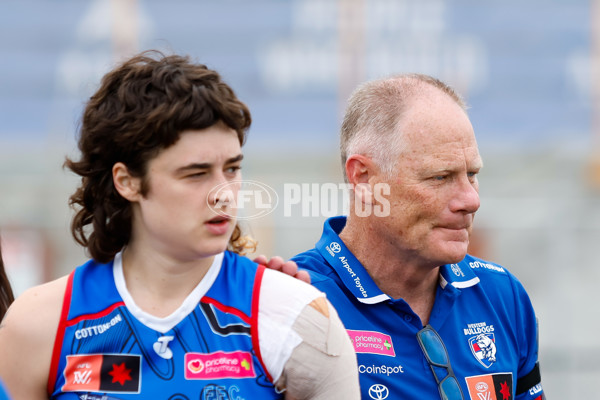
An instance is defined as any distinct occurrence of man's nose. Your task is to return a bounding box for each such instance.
[451,176,480,214]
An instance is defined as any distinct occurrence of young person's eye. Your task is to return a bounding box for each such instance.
[187,171,207,178]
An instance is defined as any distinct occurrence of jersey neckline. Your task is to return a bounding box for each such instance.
[113,251,224,333]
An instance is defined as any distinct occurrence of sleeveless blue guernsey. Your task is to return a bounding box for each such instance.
[48,251,282,399]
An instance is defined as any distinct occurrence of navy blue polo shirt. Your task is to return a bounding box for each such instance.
[293,216,544,400]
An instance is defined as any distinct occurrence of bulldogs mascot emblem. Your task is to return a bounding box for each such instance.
[469,333,497,368]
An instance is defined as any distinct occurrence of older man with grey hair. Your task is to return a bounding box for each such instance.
[291,74,545,400]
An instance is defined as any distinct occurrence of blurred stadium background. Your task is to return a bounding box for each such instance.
[1,0,598,397]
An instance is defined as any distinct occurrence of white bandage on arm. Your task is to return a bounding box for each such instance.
[275,298,360,400]
[257,269,359,400]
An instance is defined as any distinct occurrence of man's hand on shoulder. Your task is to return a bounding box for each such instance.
[253,255,311,284]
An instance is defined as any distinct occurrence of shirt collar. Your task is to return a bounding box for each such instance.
[316,216,480,304]
[439,262,480,289]
[316,216,391,304]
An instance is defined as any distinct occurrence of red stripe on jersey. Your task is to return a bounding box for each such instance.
[47,270,75,396]
[64,301,125,326]
[251,265,273,382]
[201,296,251,325]
[47,274,126,396]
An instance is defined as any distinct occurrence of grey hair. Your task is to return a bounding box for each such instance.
[340,73,467,179]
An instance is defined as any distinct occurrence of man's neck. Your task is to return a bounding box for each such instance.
[339,217,439,325]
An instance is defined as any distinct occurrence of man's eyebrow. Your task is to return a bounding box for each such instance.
[175,154,244,173]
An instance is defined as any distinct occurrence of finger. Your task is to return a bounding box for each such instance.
[267,256,285,270]
[253,254,269,266]
[280,261,299,277]
[295,270,311,284]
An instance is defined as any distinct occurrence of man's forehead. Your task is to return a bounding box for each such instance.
[399,142,482,170]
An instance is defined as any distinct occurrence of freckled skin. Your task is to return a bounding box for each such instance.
[341,85,482,318]
[371,87,482,269]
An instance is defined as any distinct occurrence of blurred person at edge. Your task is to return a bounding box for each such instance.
[0,239,15,322]
[0,239,16,400]
[0,51,359,400]
[281,74,544,400]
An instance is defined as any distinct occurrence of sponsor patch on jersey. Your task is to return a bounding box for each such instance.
[367,384,390,400]
[466,372,513,400]
[326,241,342,256]
[347,330,395,357]
[468,260,505,273]
[359,363,404,376]
[62,354,141,393]
[185,351,256,380]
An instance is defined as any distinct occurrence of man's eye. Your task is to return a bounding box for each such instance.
[226,166,241,173]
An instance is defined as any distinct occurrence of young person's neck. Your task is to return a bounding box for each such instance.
[119,245,215,318]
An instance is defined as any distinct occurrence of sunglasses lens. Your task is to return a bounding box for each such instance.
[419,329,449,365]
[440,376,463,400]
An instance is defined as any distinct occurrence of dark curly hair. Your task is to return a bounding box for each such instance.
[0,241,15,321]
[65,50,253,263]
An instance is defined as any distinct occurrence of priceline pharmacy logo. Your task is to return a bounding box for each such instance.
[207,180,391,220]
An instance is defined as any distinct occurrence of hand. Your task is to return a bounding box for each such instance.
[253,255,311,284]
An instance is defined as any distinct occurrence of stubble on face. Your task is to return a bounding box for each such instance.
[374,90,482,267]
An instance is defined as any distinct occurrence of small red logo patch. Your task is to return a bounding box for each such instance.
[62,354,140,393]
[465,373,513,400]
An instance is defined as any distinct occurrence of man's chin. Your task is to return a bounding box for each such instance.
[437,242,469,264]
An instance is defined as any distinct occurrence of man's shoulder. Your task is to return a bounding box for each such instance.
[291,249,358,309]
[292,248,341,285]
[291,247,324,266]
[459,254,530,299]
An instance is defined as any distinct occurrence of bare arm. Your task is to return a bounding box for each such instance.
[0,276,67,400]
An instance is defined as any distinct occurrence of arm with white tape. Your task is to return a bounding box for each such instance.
[257,268,360,400]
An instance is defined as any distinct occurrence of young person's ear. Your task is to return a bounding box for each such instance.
[112,162,142,201]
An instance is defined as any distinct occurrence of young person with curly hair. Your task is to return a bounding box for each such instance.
[0,51,359,400]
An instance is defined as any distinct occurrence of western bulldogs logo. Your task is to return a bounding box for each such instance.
[469,333,497,368]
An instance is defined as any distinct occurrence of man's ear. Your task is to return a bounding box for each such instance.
[112,162,142,202]
[345,155,374,205]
